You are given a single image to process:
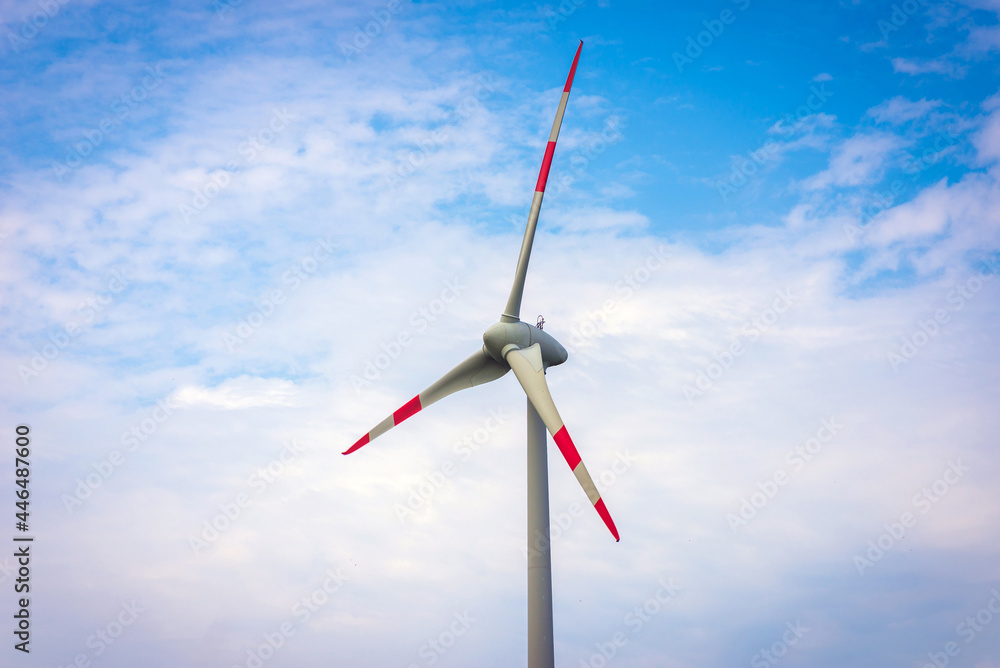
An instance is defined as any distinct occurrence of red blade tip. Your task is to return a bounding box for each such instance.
[564,42,583,93]
[594,498,620,542]
[343,432,370,455]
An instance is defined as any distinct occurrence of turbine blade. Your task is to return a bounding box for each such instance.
[344,348,509,454]
[502,41,583,323]
[505,343,619,541]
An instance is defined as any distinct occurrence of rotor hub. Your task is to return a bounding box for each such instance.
[483,319,568,369]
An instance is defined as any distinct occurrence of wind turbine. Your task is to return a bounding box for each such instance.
[344,42,617,668]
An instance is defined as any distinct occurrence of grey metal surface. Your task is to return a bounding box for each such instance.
[527,397,555,668]
[420,348,510,406]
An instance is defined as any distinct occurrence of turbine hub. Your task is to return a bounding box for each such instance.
[483,319,568,369]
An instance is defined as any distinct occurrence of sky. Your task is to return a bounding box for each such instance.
[1,0,999,666]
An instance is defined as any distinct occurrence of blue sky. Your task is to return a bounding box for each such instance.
[1,1,999,667]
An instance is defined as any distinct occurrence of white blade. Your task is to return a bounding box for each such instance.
[502,41,583,323]
[505,344,619,541]
[344,348,509,454]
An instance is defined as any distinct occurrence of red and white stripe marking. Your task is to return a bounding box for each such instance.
[553,425,620,542]
[343,394,423,454]
[533,40,582,196]
[500,41,584,322]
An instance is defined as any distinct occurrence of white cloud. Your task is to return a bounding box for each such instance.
[974,100,1000,165]
[172,376,308,409]
[868,96,943,124]
[866,178,952,245]
[547,206,649,232]
[891,56,967,78]
[804,132,906,190]
[956,0,1000,10]
[964,24,1000,56]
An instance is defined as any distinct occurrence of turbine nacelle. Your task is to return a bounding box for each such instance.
[483,320,568,369]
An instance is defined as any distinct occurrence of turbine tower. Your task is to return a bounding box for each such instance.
[344,42,618,668]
